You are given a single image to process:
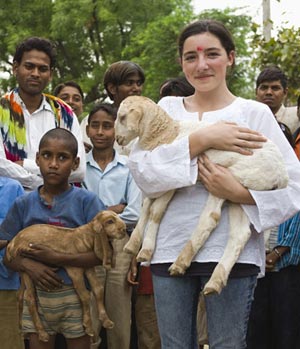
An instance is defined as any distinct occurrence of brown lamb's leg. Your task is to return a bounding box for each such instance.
[66,267,95,338]
[22,273,50,342]
[85,267,114,329]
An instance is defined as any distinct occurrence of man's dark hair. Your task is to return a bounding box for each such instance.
[39,128,78,157]
[13,37,57,68]
[53,81,84,99]
[103,61,145,100]
[256,66,288,90]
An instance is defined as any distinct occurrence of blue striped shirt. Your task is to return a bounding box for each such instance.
[277,211,300,269]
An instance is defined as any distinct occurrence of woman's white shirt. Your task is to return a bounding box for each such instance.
[128,96,300,273]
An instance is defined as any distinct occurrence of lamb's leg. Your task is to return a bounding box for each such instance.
[66,267,95,337]
[169,195,225,275]
[22,273,49,342]
[17,275,25,330]
[123,197,154,255]
[137,190,175,262]
[85,268,114,329]
[203,204,251,295]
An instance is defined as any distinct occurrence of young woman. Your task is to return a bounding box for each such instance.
[127,20,300,348]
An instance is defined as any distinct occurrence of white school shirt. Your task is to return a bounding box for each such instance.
[0,94,86,190]
[128,96,300,275]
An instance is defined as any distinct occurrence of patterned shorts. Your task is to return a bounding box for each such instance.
[22,285,86,338]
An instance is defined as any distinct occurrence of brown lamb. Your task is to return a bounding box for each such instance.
[5,210,126,342]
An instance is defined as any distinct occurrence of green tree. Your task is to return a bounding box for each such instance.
[250,25,300,105]
[0,0,193,110]
[197,8,254,98]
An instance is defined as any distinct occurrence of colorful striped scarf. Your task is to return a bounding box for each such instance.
[0,88,74,162]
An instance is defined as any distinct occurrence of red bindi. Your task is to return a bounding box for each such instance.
[196,46,203,51]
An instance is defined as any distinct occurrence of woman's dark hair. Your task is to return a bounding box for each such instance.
[53,81,84,99]
[178,19,235,66]
[13,37,57,68]
[88,103,118,124]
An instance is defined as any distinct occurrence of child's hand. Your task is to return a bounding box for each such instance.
[21,244,59,266]
[22,257,63,291]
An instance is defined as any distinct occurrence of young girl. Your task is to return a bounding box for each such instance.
[127,20,300,348]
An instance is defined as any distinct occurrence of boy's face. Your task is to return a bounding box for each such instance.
[36,138,79,187]
[13,49,53,97]
[86,110,115,151]
[56,86,83,117]
[108,72,143,108]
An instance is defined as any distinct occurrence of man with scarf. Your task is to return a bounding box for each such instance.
[0,37,85,191]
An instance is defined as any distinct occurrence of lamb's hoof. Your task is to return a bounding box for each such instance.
[168,263,186,276]
[123,240,140,255]
[102,319,114,329]
[103,263,112,270]
[84,327,95,337]
[203,282,222,296]
[38,331,50,342]
[136,249,152,262]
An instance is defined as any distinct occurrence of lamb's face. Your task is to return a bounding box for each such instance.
[115,96,144,146]
[96,211,126,240]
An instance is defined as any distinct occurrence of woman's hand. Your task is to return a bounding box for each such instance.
[190,121,267,158]
[198,155,255,204]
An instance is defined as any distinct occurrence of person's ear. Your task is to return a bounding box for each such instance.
[35,152,40,167]
[12,62,19,77]
[86,124,90,138]
[107,83,117,97]
[72,157,80,171]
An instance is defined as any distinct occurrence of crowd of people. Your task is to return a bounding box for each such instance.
[0,18,300,349]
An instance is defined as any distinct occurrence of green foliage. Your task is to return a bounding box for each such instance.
[124,7,194,101]
[1,1,299,108]
[250,25,300,104]
[197,8,254,98]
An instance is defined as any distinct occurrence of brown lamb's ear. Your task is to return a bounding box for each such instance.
[91,213,113,269]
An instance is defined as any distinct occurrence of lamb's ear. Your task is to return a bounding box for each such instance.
[91,215,103,233]
[127,107,143,132]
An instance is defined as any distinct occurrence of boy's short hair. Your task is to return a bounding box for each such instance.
[39,128,78,157]
[87,103,117,124]
[13,37,57,68]
[160,76,195,98]
[256,66,288,90]
[53,81,84,99]
[103,61,145,100]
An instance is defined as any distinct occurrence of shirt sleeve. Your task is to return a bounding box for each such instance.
[0,151,43,191]
[128,136,198,198]
[242,104,300,232]
[69,115,86,183]
[119,173,142,225]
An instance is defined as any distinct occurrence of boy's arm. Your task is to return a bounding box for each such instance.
[4,253,63,290]
[0,240,8,250]
[21,244,102,268]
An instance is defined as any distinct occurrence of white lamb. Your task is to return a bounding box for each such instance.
[115,95,289,295]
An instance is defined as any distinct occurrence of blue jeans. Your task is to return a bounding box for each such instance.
[152,274,257,349]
